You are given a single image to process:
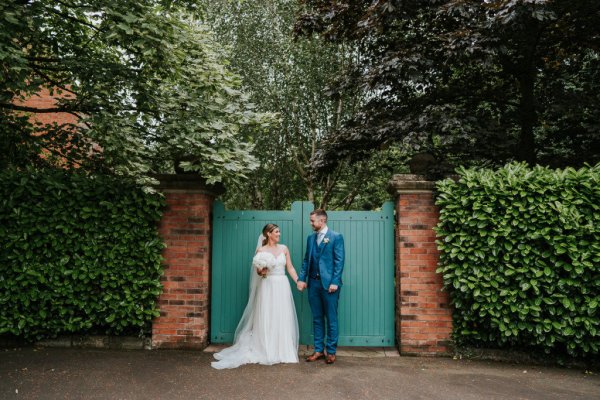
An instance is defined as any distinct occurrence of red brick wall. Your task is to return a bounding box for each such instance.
[151,176,220,350]
[391,176,453,355]
[13,87,100,167]
[15,87,78,127]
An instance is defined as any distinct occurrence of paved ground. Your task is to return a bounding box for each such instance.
[1,347,599,400]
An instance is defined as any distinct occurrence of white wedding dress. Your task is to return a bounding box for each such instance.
[211,251,299,369]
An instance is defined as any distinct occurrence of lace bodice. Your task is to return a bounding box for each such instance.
[269,253,286,276]
[253,248,287,277]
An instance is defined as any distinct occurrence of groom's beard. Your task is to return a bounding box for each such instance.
[312,224,325,232]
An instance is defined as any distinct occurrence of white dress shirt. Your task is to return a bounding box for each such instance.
[317,226,328,245]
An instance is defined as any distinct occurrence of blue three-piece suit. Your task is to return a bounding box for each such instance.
[298,229,345,355]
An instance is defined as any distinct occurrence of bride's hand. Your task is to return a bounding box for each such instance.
[257,267,268,277]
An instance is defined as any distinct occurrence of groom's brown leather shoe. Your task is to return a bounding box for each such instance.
[305,352,325,362]
[325,354,336,364]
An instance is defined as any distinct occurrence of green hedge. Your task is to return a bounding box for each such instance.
[435,163,600,356]
[0,169,165,340]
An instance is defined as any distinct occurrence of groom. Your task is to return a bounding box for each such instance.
[297,209,345,364]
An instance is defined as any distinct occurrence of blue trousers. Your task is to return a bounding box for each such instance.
[308,277,341,355]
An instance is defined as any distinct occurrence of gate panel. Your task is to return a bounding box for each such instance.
[324,202,395,346]
[211,201,395,346]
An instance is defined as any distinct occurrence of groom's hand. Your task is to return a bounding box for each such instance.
[296,281,306,291]
[328,284,338,293]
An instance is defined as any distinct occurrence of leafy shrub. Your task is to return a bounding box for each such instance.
[0,169,165,340]
[436,163,600,356]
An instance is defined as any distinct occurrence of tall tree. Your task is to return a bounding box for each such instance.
[0,0,273,184]
[295,0,600,172]
[205,0,405,209]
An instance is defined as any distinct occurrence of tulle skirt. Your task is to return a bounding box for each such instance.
[211,275,299,369]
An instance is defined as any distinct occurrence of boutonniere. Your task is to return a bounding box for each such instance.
[323,238,330,244]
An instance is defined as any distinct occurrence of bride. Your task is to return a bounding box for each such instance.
[211,223,300,369]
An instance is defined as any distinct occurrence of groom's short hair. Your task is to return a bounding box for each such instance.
[311,209,327,221]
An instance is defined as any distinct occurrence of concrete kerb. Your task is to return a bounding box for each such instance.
[3,336,399,359]
[4,335,152,350]
[204,344,399,358]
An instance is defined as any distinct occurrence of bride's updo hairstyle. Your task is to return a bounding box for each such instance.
[262,223,279,246]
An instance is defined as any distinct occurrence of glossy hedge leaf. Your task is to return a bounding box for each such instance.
[0,169,165,341]
[436,162,600,356]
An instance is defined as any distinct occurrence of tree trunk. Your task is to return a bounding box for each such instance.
[517,72,537,165]
[516,22,541,166]
[307,184,315,204]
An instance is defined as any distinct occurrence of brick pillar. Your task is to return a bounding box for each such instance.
[152,175,222,349]
[389,174,452,355]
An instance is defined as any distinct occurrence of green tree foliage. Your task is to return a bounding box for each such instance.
[205,0,404,209]
[295,0,600,172]
[0,169,165,339]
[436,163,600,356]
[0,0,274,184]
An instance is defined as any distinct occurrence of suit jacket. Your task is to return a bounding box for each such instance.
[298,228,345,290]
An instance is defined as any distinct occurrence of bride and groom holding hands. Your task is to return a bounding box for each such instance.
[212,209,345,369]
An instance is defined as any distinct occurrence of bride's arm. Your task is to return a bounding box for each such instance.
[283,246,299,283]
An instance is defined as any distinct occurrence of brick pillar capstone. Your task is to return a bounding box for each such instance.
[389,174,452,355]
[152,174,222,350]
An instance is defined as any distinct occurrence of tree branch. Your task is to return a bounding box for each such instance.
[31,67,80,98]
[2,102,153,115]
[65,111,92,129]
[319,162,344,209]
[1,103,75,113]
[26,56,63,63]
[54,0,95,9]
[43,6,103,32]
[30,64,73,72]
[39,142,83,169]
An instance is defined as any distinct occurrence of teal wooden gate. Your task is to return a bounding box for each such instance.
[211,201,395,346]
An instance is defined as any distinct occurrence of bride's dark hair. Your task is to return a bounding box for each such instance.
[262,223,279,246]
